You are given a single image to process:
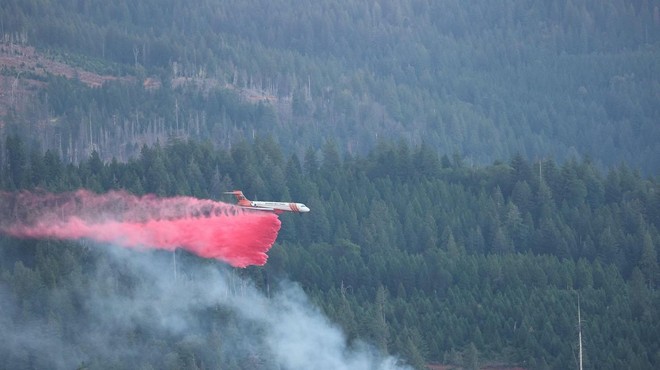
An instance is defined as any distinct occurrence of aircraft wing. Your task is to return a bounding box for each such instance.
[239,206,276,212]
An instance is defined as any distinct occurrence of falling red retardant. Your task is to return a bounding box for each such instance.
[0,190,282,267]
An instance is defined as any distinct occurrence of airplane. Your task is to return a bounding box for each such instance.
[223,190,310,214]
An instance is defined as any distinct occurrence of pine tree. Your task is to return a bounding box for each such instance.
[638,231,659,289]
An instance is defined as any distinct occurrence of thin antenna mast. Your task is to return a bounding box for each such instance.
[578,293,583,370]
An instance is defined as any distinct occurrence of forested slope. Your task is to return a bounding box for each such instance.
[1,1,659,368]
[1,137,658,368]
[1,0,659,172]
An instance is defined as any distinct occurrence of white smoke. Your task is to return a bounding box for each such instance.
[0,244,411,370]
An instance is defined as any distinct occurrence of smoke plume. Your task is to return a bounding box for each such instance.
[0,245,410,369]
[0,189,281,267]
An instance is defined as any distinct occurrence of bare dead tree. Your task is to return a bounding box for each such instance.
[133,45,140,68]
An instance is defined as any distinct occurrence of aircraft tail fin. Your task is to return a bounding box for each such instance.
[223,190,251,207]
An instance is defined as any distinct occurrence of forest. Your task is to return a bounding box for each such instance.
[1,0,659,172]
[0,136,658,369]
[1,0,659,369]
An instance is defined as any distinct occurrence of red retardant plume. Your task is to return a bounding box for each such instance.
[0,190,281,267]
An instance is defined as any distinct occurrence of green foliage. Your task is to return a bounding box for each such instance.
[1,137,659,368]
[2,0,659,173]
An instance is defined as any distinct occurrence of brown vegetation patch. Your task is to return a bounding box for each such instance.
[0,42,135,127]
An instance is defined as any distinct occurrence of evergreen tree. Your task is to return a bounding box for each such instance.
[638,231,659,289]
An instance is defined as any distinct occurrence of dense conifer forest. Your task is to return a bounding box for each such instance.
[0,137,658,368]
[1,0,659,172]
[1,0,659,368]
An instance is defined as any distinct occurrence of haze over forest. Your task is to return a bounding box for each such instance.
[0,0,659,369]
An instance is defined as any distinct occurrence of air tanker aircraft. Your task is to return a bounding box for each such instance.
[224,190,310,214]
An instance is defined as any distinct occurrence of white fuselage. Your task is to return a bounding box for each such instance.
[250,201,310,213]
[225,190,310,214]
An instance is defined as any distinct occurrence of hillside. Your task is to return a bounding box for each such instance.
[0,43,133,123]
[1,0,659,173]
[0,41,282,162]
[1,1,659,369]
[0,138,658,368]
